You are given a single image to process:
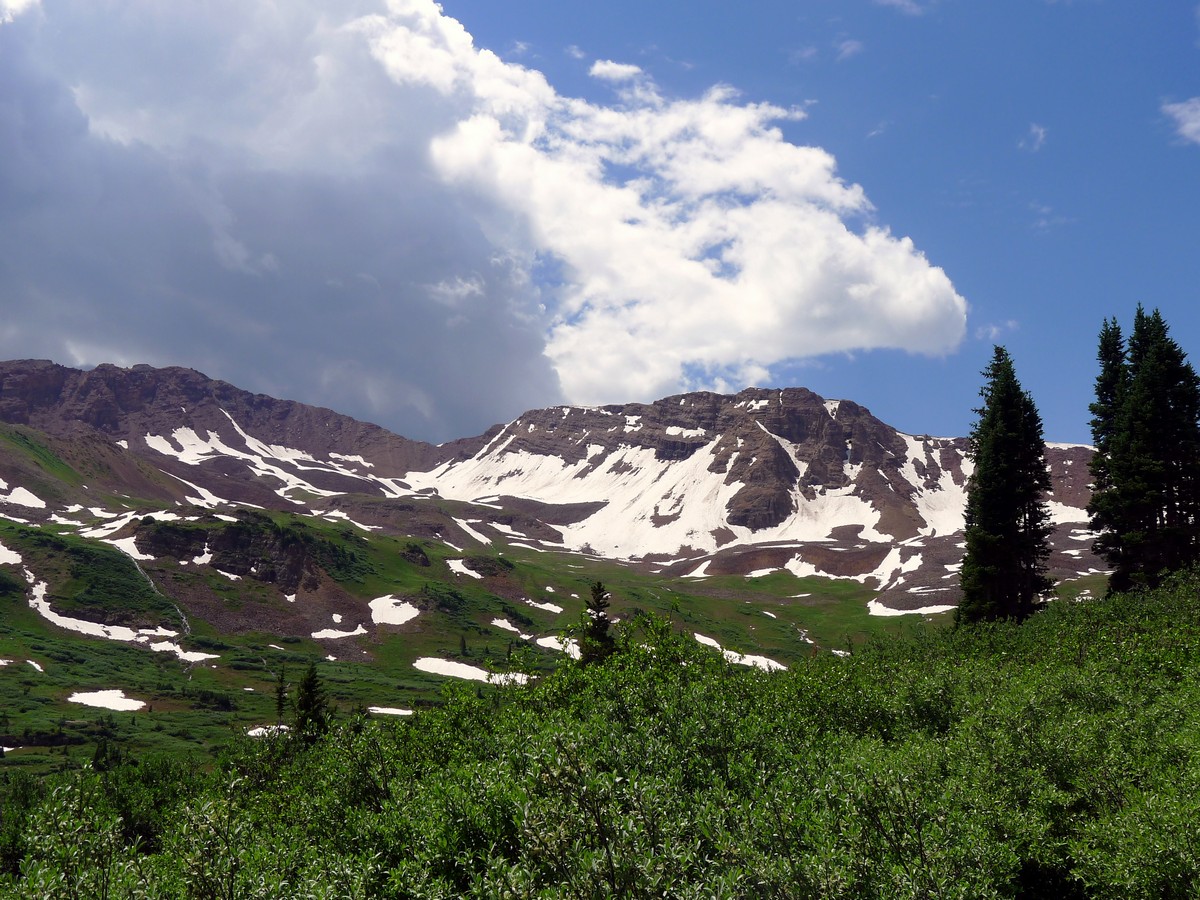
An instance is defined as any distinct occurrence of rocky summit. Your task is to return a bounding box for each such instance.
[0,359,1099,620]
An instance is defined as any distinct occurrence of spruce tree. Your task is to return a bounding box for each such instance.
[578,581,617,666]
[293,662,329,742]
[958,346,1054,624]
[1088,307,1200,591]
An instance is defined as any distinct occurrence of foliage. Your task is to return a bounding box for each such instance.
[1088,307,1200,592]
[4,574,1200,896]
[577,580,616,666]
[958,346,1054,623]
[292,663,330,742]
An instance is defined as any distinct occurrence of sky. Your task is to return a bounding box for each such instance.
[1,0,1198,444]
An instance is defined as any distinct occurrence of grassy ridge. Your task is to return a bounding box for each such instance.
[3,573,1199,897]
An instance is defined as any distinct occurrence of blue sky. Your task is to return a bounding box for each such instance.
[1,1,1198,443]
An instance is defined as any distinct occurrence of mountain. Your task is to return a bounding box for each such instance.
[0,358,1106,759]
[0,358,1099,614]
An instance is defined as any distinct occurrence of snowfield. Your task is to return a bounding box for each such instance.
[68,690,146,711]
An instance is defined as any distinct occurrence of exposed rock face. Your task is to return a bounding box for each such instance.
[0,360,1101,614]
[0,359,446,471]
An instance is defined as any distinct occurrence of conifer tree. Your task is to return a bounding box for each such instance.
[578,581,617,666]
[293,662,329,741]
[1088,307,1200,591]
[958,347,1054,624]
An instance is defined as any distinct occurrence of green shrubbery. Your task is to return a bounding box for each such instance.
[3,575,1200,897]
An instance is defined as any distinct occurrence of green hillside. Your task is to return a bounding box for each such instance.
[2,506,964,772]
[3,573,1199,897]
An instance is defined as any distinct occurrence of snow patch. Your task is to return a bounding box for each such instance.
[447,558,483,579]
[413,658,529,685]
[148,642,220,663]
[491,618,531,639]
[69,690,146,711]
[453,518,492,545]
[103,536,155,561]
[694,632,785,671]
[525,598,563,614]
[370,595,420,625]
[0,486,45,508]
[536,635,581,659]
[247,725,290,738]
[0,540,22,566]
[723,650,787,672]
[867,600,956,617]
[311,623,367,640]
[368,706,412,716]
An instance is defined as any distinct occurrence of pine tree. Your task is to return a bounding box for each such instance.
[1088,307,1200,591]
[958,347,1054,624]
[1087,318,1129,580]
[293,662,329,741]
[578,581,617,666]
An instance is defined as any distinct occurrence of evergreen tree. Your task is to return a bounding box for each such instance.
[293,662,329,741]
[1088,307,1200,591]
[1087,318,1130,580]
[578,581,617,666]
[958,347,1054,624]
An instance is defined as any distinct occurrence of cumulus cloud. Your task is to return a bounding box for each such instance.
[1164,97,1200,145]
[589,60,643,82]
[0,0,966,438]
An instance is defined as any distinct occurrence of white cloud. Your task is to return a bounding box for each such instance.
[0,0,38,23]
[975,320,1019,341]
[589,60,643,82]
[363,3,966,405]
[1020,122,1048,151]
[1164,97,1200,145]
[0,0,968,431]
[835,39,865,61]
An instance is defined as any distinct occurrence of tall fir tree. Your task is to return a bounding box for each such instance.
[1088,307,1200,591]
[578,581,617,666]
[293,662,330,742]
[958,346,1054,624]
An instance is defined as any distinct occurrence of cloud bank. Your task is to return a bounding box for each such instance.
[0,0,966,439]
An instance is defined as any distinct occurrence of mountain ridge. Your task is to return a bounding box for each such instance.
[0,358,1100,617]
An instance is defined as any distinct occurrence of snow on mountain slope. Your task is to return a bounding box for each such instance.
[0,361,1100,615]
[404,391,980,560]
